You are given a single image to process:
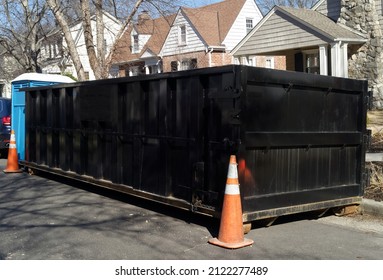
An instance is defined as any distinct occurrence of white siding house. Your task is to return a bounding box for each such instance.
[41,11,122,80]
[160,10,207,57]
[222,0,263,51]
[158,0,264,72]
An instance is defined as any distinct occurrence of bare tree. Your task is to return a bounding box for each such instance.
[256,0,317,14]
[80,0,103,79]
[0,0,51,73]
[46,0,87,80]
[46,0,182,81]
[47,0,146,80]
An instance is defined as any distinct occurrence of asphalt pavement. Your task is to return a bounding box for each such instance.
[1,158,383,261]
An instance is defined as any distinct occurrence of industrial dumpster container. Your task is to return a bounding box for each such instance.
[11,73,74,160]
[20,65,369,224]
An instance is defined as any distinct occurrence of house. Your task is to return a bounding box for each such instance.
[112,11,176,76]
[40,11,122,80]
[112,0,279,76]
[231,0,383,108]
[0,51,24,98]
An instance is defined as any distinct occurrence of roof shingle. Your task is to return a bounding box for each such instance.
[112,14,175,63]
[182,0,246,45]
[279,6,366,41]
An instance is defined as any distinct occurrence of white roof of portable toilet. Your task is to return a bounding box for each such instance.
[12,73,75,83]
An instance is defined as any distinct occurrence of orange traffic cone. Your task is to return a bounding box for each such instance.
[208,155,254,249]
[3,130,22,173]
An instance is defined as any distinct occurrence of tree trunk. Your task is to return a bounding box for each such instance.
[104,0,144,73]
[80,0,102,79]
[47,0,87,81]
[95,0,107,79]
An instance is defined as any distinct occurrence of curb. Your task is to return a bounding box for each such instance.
[361,198,383,217]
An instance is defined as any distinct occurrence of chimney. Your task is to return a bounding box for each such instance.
[138,10,151,24]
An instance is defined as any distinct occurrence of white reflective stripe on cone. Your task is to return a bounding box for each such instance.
[227,164,238,179]
[225,184,240,195]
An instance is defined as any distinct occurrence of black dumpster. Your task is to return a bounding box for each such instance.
[21,65,369,223]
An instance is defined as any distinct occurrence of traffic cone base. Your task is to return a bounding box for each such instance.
[208,155,254,249]
[3,169,22,173]
[3,130,22,173]
[208,237,254,249]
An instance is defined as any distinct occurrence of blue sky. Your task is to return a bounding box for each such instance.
[183,0,223,8]
[181,0,269,16]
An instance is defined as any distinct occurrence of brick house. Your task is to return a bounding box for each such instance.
[112,0,277,76]
[112,11,176,76]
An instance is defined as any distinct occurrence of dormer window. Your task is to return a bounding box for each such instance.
[179,25,187,46]
[132,34,139,53]
[246,18,253,34]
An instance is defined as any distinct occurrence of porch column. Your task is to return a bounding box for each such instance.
[341,43,349,78]
[331,42,341,77]
[319,45,328,75]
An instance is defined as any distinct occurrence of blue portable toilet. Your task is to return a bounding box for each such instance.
[11,73,75,161]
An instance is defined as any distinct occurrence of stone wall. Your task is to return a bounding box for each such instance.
[339,0,383,108]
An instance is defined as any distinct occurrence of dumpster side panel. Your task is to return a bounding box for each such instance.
[24,69,239,212]
[239,67,367,218]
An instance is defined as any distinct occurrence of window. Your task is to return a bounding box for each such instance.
[181,59,197,70]
[133,34,139,53]
[109,65,119,78]
[181,60,189,70]
[171,61,178,72]
[129,66,140,76]
[170,59,197,72]
[52,44,57,57]
[246,18,253,34]
[248,56,256,67]
[305,52,319,74]
[147,65,159,74]
[265,57,274,69]
[179,25,187,45]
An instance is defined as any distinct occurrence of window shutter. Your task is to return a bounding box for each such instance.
[295,52,304,72]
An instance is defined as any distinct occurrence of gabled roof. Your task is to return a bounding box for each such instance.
[182,0,247,46]
[138,14,176,55]
[112,14,175,63]
[232,5,367,55]
[181,8,221,46]
[278,6,365,41]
